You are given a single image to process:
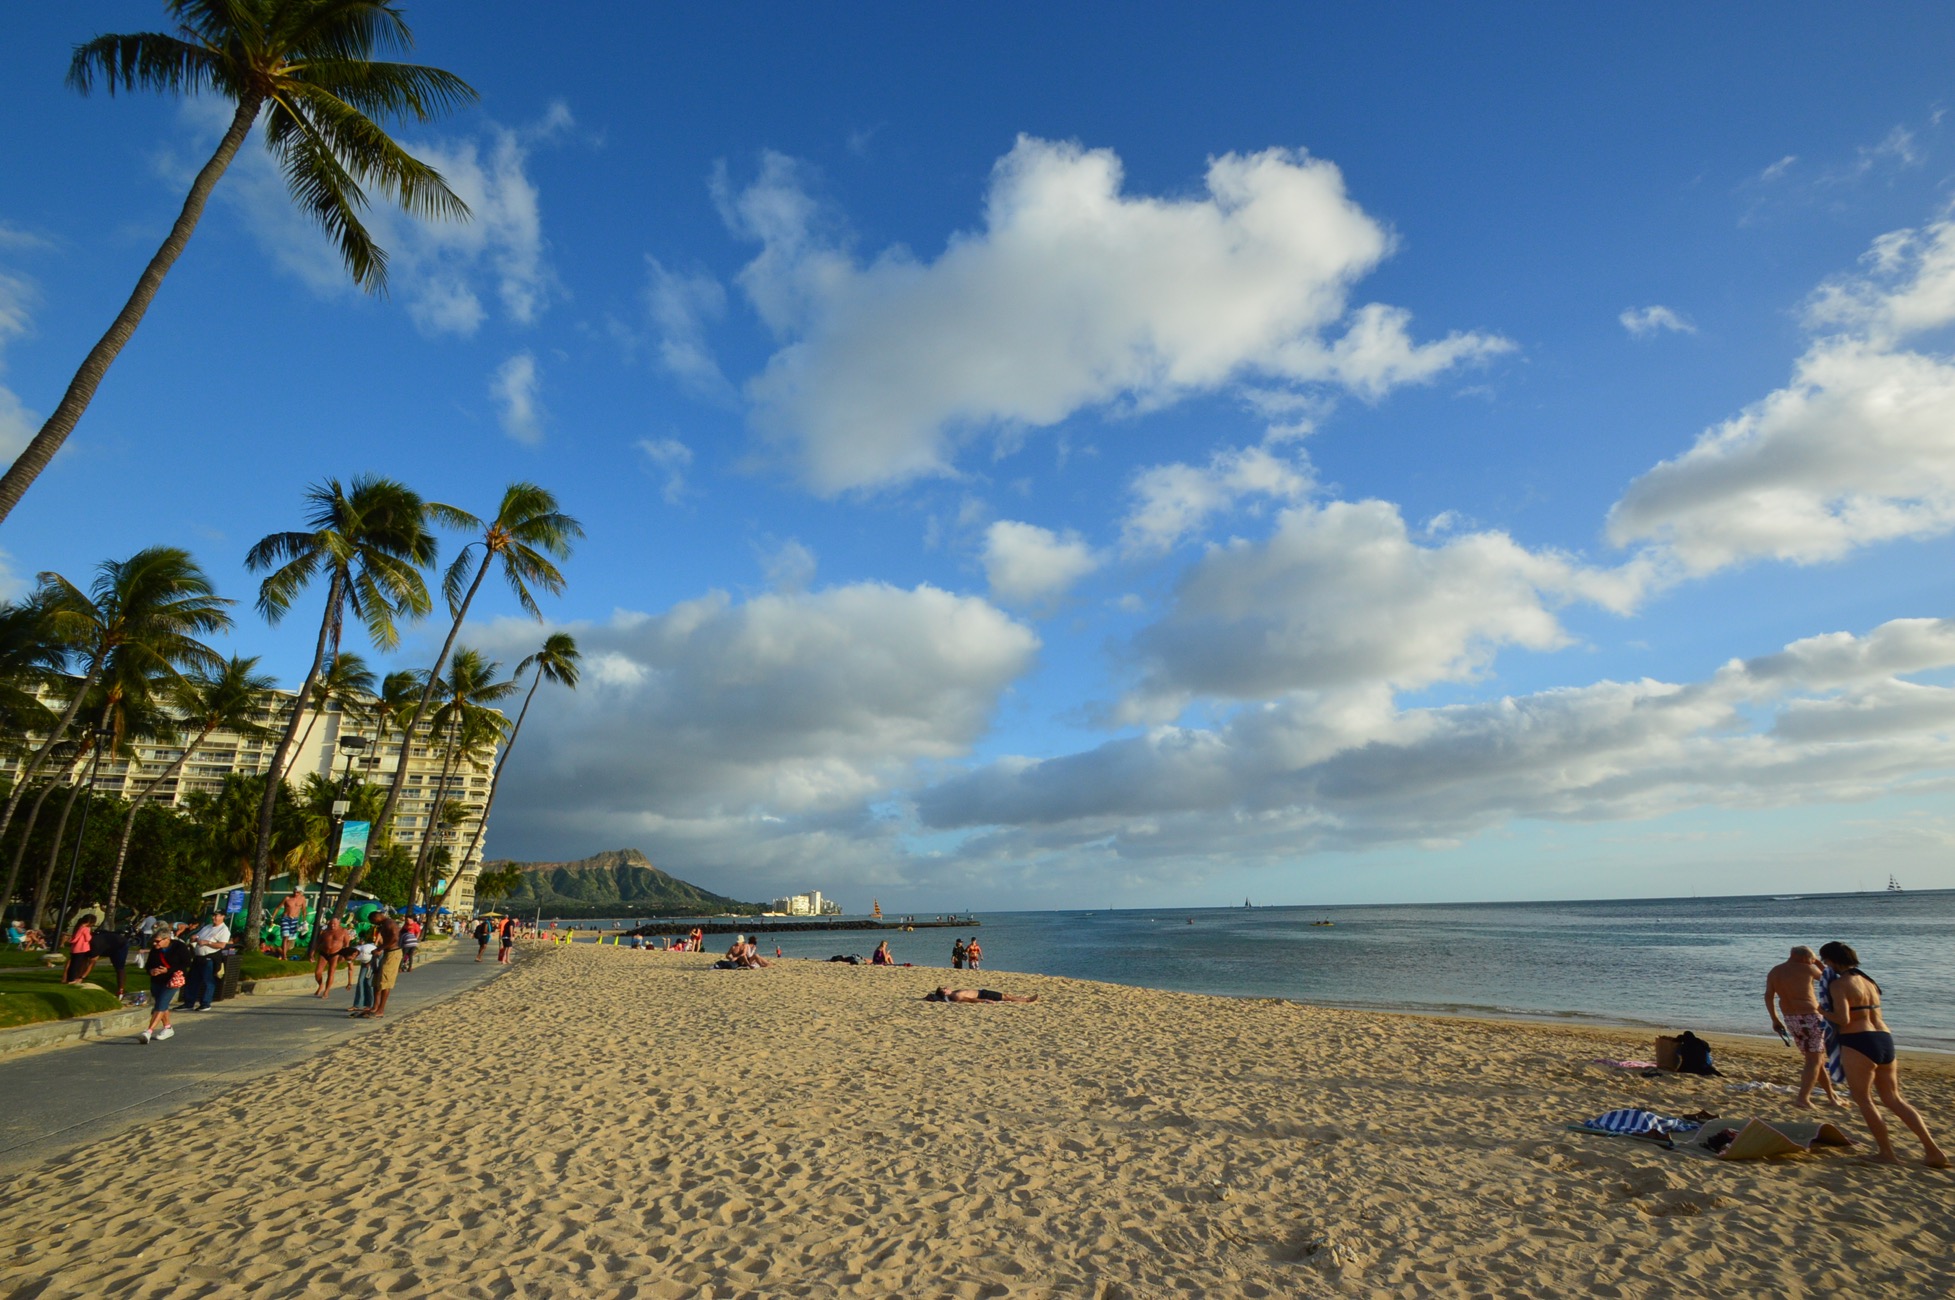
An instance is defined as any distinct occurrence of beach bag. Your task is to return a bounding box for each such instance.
[169,969,186,989]
[1654,1035,1681,1071]
[1675,1032,1718,1076]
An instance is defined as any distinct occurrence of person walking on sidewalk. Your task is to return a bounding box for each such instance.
[186,912,230,1011]
[140,925,191,1043]
[313,915,350,998]
[359,912,402,1019]
[473,916,491,962]
[400,916,422,972]
[497,915,517,964]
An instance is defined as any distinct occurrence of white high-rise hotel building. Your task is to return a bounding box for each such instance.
[2,680,503,915]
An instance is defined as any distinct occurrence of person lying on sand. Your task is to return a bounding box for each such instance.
[922,987,1038,1003]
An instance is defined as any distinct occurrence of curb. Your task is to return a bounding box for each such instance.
[0,972,319,1059]
[0,1006,149,1057]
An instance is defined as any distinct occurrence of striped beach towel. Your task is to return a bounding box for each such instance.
[1580,1109,1703,1138]
[1818,967,1845,1086]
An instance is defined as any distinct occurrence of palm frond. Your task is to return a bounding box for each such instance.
[280,83,470,222]
[264,98,385,291]
[67,32,222,98]
[297,57,478,122]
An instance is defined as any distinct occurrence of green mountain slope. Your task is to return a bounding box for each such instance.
[481,848,762,918]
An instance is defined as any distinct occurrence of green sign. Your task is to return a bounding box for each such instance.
[335,820,371,869]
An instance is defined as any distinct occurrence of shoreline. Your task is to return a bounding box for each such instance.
[11,942,1949,1297]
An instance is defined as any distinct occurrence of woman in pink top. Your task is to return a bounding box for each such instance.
[62,918,94,985]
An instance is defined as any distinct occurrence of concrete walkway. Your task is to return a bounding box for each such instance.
[0,943,507,1174]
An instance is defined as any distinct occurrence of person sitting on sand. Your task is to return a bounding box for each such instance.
[922,987,1037,1003]
[1766,946,1845,1110]
[1819,941,1947,1167]
[871,940,894,966]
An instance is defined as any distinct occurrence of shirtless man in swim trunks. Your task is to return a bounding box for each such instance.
[922,987,1037,1003]
[1766,946,1845,1110]
[276,888,308,959]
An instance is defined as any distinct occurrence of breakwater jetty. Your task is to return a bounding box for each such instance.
[624,917,978,937]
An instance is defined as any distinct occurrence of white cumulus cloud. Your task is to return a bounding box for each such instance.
[915,618,1955,868]
[200,103,566,337]
[1620,305,1695,337]
[1124,498,1650,721]
[1121,443,1315,555]
[0,269,38,458]
[724,136,1511,494]
[468,583,1039,896]
[490,352,544,444]
[1611,218,1955,573]
[981,521,1102,606]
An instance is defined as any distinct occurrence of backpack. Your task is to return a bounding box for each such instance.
[1675,1031,1719,1076]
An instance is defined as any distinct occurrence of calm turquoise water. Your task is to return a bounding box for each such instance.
[578,890,1955,1050]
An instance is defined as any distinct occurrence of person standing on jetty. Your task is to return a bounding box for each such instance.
[1819,941,1948,1167]
[1766,947,1845,1110]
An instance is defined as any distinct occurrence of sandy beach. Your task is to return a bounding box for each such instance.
[4,942,1951,1298]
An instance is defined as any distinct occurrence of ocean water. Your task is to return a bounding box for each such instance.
[578,890,1955,1051]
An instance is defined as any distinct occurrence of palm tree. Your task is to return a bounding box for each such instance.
[281,651,374,781]
[406,648,511,906]
[455,632,578,888]
[371,484,580,849]
[0,1,477,526]
[245,476,434,945]
[104,655,276,924]
[0,596,66,742]
[0,547,228,866]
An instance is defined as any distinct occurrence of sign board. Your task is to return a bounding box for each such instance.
[335,820,371,869]
[225,888,245,914]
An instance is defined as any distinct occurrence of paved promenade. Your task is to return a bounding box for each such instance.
[0,943,507,1174]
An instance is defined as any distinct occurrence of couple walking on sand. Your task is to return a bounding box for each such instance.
[1765,942,1946,1167]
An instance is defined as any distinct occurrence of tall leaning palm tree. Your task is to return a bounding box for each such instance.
[455,631,578,884]
[104,654,276,924]
[0,1,477,527]
[405,648,512,906]
[371,483,580,850]
[245,476,434,945]
[0,548,228,865]
[281,650,374,781]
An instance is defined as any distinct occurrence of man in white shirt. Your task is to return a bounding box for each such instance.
[187,912,231,1010]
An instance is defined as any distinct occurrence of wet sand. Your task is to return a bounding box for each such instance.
[4,942,1950,1297]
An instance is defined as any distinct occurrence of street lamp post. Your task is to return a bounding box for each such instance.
[52,723,112,945]
[308,734,368,945]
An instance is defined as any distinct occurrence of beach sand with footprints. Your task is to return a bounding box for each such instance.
[5,941,1952,1297]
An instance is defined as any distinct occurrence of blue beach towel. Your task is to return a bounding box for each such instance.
[1818,966,1845,1086]
[1580,1109,1703,1138]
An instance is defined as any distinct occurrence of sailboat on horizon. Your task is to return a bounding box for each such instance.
[1888,874,1904,894]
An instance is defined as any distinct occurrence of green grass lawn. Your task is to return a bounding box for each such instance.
[0,951,123,1029]
[0,946,313,1030]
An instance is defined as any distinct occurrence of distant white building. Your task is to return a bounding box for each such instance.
[769,890,843,916]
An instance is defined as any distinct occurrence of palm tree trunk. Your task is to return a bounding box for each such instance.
[0,780,59,921]
[411,715,463,906]
[251,572,343,950]
[282,706,322,783]
[0,660,104,852]
[29,777,86,931]
[371,556,489,848]
[104,722,215,926]
[0,95,263,527]
[457,663,542,886]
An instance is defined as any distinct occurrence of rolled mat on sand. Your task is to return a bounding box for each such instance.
[1696,1118,1857,1160]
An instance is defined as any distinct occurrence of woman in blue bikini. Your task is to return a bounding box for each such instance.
[1819,941,1947,1167]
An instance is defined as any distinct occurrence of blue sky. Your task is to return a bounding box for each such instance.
[5,2,1955,909]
